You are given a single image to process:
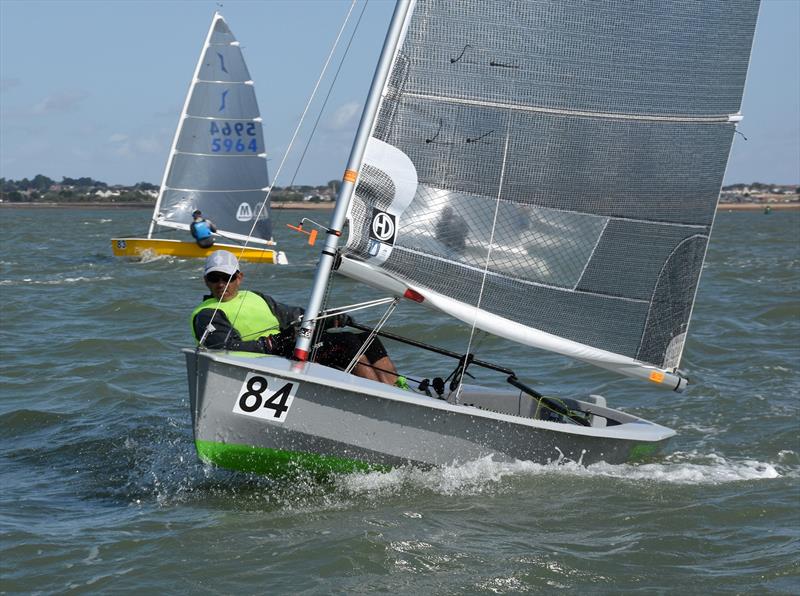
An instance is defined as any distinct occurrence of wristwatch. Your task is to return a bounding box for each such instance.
[257,336,272,353]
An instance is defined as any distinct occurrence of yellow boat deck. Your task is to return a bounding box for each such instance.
[111,238,287,264]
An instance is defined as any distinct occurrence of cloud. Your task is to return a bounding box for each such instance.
[30,91,87,115]
[135,136,162,154]
[324,101,361,131]
[107,132,165,158]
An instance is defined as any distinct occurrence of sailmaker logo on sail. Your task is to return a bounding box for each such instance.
[235,202,268,222]
[367,209,397,264]
[370,210,396,243]
[236,203,254,222]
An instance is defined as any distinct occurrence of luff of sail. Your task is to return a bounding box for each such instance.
[341,0,760,387]
[150,13,273,245]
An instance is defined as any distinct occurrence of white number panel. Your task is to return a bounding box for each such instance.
[232,372,298,423]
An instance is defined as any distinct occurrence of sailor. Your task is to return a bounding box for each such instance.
[191,250,403,386]
[190,209,218,248]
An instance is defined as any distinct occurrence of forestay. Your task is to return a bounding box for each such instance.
[342,0,760,386]
[151,13,273,244]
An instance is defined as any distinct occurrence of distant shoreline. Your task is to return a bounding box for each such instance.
[0,201,797,211]
[717,202,799,211]
[0,201,336,210]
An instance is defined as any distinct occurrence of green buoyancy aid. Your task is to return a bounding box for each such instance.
[191,290,281,343]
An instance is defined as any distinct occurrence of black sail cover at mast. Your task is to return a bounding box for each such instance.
[342,0,760,385]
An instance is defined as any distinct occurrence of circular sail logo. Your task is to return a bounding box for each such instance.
[236,203,254,222]
[370,210,396,244]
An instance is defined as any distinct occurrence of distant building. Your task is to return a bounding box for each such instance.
[94,189,121,198]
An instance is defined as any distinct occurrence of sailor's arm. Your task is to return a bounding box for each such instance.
[193,309,265,353]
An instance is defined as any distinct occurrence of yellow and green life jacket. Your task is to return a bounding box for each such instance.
[190,290,280,342]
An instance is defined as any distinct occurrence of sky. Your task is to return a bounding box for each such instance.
[0,0,797,187]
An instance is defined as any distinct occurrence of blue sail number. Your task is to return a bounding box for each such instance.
[210,121,259,153]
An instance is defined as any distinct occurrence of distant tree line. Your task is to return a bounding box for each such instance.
[0,175,158,203]
[0,175,342,203]
[723,182,799,192]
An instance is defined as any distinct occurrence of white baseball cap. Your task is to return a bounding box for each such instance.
[204,250,239,276]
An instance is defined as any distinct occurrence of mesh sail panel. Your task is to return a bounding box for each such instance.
[396,0,756,118]
[345,0,759,371]
[157,15,273,242]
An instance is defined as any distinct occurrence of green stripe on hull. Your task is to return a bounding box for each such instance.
[195,439,387,476]
[628,442,661,461]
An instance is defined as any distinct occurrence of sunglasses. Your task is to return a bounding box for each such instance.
[205,271,238,284]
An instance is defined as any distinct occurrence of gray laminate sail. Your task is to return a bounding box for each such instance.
[341,0,760,384]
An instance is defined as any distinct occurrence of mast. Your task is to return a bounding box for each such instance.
[294,0,414,360]
[147,12,222,239]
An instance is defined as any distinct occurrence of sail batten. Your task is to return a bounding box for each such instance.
[342,0,759,382]
[402,92,739,123]
[164,186,268,193]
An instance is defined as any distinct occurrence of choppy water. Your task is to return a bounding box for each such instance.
[1,207,798,593]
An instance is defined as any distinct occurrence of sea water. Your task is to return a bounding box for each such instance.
[0,207,797,593]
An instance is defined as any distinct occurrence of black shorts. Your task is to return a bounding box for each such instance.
[314,331,388,371]
[196,237,214,248]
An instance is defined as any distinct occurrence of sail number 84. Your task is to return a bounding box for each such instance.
[232,373,297,423]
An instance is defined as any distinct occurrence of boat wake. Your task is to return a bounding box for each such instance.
[138,251,177,264]
[335,451,788,498]
[119,438,793,507]
[0,275,114,285]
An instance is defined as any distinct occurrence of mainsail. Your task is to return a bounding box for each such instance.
[149,12,273,245]
[338,0,760,387]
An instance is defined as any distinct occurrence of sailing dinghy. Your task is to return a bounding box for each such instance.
[112,12,287,264]
[185,0,759,473]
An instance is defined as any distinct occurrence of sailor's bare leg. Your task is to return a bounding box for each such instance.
[371,356,399,385]
[352,355,380,381]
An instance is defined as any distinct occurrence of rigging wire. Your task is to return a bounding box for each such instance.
[454,114,513,400]
[242,0,359,248]
[261,0,370,241]
[197,0,360,348]
[344,298,399,374]
[285,0,371,188]
[301,0,372,360]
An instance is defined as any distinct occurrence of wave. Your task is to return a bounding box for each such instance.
[0,409,71,438]
[0,276,114,285]
[139,252,179,264]
[124,449,791,506]
[335,451,787,498]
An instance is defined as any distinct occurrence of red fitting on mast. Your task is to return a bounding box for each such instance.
[293,348,309,361]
